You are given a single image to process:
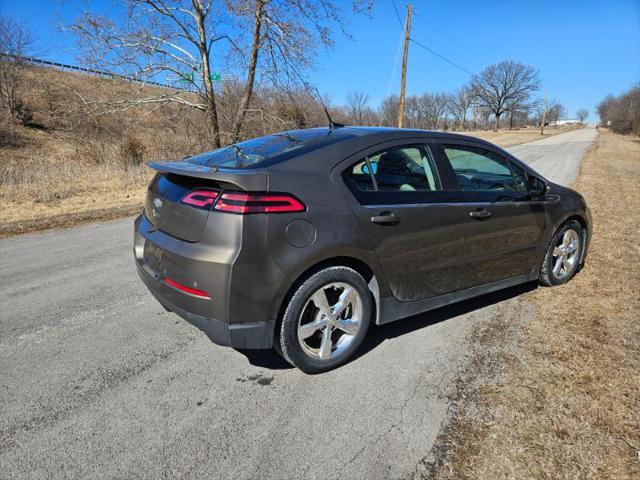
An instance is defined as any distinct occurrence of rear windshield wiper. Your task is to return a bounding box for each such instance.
[272,133,305,144]
[229,144,249,168]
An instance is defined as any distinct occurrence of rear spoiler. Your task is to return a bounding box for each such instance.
[149,160,268,191]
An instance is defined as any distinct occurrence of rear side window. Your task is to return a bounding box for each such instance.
[344,145,440,193]
[344,159,377,191]
[442,145,518,192]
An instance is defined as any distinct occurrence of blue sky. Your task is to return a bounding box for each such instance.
[2,0,639,121]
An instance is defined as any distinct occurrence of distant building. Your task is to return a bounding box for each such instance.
[554,119,580,126]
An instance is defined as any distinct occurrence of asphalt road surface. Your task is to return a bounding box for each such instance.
[0,126,596,479]
[505,125,597,186]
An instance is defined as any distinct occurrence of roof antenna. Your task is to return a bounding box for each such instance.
[313,86,344,130]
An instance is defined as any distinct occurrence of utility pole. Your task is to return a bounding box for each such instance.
[397,3,412,128]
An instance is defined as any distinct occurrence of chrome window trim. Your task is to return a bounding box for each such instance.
[363,200,548,209]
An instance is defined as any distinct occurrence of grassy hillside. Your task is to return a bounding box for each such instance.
[0,66,212,231]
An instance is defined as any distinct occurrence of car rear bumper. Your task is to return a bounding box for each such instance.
[136,263,274,348]
[134,214,275,349]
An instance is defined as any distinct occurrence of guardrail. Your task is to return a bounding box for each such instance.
[0,53,188,91]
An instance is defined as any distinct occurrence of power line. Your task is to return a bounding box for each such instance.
[379,25,406,127]
[411,9,478,61]
[390,0,404,29]
[384,28,405,97]
[409,37,475,76]
[389,4,474,79]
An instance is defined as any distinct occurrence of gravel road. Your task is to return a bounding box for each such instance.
[505,125,597,185]
[0,127,596,479]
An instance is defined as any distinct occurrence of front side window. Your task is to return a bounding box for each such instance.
[344,145,440,193]
[443,145,517,192]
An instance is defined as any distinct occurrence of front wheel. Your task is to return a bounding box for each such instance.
[539,220,584,286]
[277,266,373,374]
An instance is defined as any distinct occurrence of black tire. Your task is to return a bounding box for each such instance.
[539,220,584,287]
[277,266,373,374]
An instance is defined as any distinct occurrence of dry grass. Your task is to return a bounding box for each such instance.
[0,66,208,232]
[0,152,148,224]
[465,124,581,147]
[0,131,151,228]
[430,129,640,479]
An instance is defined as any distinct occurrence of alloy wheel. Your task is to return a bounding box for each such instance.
[551,228,581,280]
[297,282,363,361]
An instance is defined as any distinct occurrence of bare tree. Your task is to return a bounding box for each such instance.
[418,92,448,129]
[228,0,372,139]
[506,100,532,129]
[402,95,421,128]
[346,91,369,125]
[379,95,399,127]
[447,87,471,130]
[72,0,365,147]
[0,16,33,124]
[534,96,562,134]
[478,105,493,129]
[535,97,547,134]
[505,98,525,129]
[596,94,616,126]
[598,86,640,135]
[469,102,481,129]
[576,108,589,123]
[612,86,640,135]
[547,102,566,124]
[470,60,540,131]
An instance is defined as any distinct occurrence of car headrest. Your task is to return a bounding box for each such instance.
[377,150,409,174]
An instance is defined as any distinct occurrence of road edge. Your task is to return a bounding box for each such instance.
[0,204,141,239]
[415,129,605,479]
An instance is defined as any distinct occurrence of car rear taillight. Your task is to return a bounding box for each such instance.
[180,189,219,209]
[214,193,305,214]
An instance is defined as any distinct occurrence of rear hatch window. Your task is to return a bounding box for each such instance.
[179,128,353,169]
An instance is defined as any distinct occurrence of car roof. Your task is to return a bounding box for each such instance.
[282,126,497,148]
[251,126,505,170]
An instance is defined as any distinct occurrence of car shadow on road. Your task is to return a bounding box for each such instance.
[235,348,294,370]
[236,281,538,371]
[355,281,538,361]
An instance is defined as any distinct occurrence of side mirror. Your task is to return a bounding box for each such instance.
[528,176,548,197]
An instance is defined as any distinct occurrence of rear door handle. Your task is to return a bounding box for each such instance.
[371,213,401,226]
[469,209,491,218]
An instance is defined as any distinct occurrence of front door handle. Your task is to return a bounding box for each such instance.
[371,213,401,226]
[469,209,491,219]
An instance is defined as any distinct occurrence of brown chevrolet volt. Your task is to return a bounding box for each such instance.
[134,127,591,373]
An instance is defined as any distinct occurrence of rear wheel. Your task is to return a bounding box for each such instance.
[540,220,584,286]
[277,267,372,374]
